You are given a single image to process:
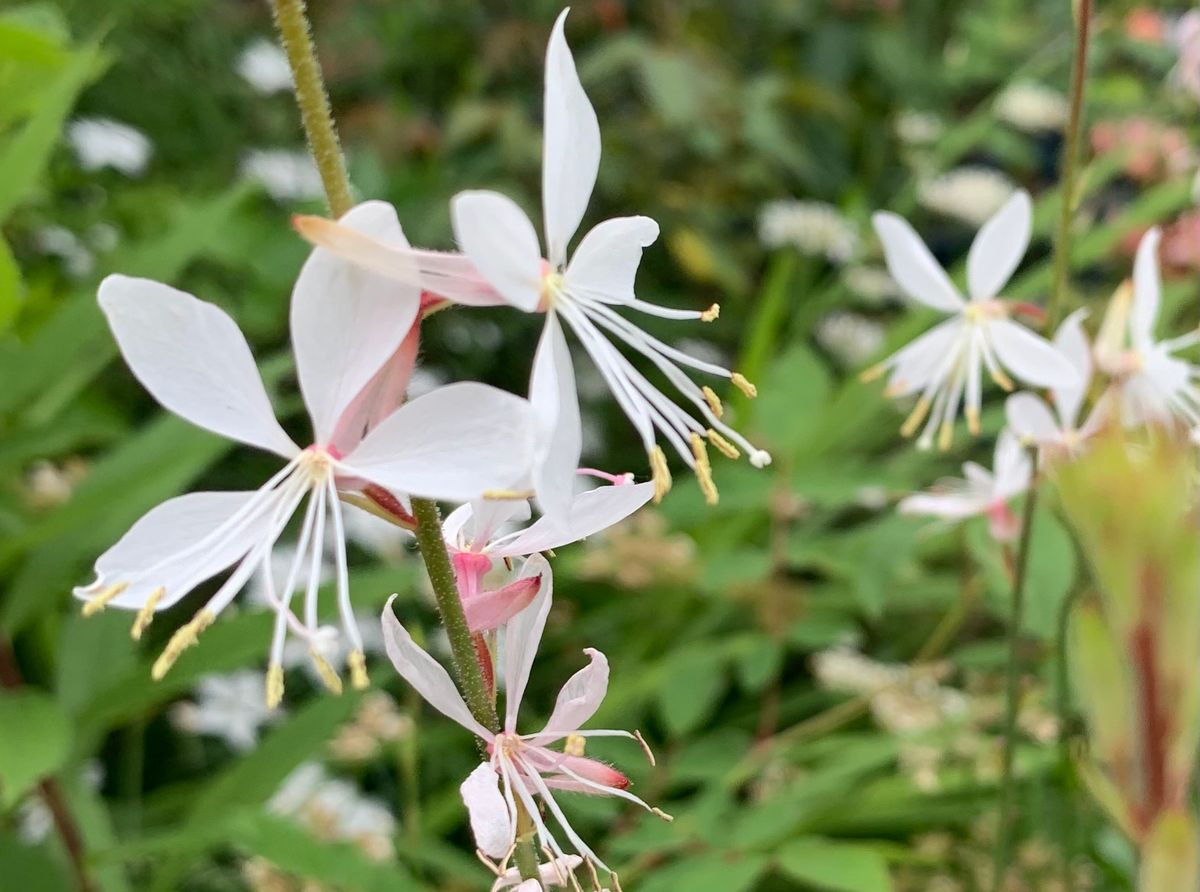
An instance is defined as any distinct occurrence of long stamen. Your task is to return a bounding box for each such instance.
[82,581,129,616]
[151,609,215,680]
[326,477,368,691]
[130,587,164,640]
[690,433,718,505]
[702,386,723,418]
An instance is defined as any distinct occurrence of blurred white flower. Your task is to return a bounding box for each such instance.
[995,82,1069,132]
[341,502,411,562]
[240,149,324,202]
[34,225,94,278]
[269,762,396,862]
[171,671,281,751]
[67,118,152,177]
[236,39,294,94]
[842,264,902,305]
[895,110,943,146]
[757,200,859,263]
[918,167,1017,227]
[17,762,104,844]
[1173,10,1200,101]
[815,311,884,367]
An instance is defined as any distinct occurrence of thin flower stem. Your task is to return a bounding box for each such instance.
[1056,586,1080,891]
[1046,0,1093,329]
[992,455,1041,892]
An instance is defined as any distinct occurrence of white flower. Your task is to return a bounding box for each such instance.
[74,203,536,704]
[171,671,280,751]
[34,225,95,278]
[67,118,152,176]
[241,148,324,202]
[842,264,902,304]
[237,39,294,94]
[381,561,665,872]
[995,82,1069,133]
[757,200,859,262]
[491,856,583,891]
[899,430,1032,542]
[918,167,1017,227]
[1173,10,1200,101]
[815,311,885,367]
[269,763,396,862]
[18,762,103,844]
[864,190,1076,449]
[895,110,943,146]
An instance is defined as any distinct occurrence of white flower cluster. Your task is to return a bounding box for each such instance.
[757,199,860,263]
[918,167,1017,227]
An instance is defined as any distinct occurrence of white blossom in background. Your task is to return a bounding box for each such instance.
[815,311,885,367]
[171,671,280,751]
[1173,10,1200,101]
[33,225,94,278]
[269,762,397,862]
[17,762,104,844]
[241,148,324,202]
[895,110,943,146]
[842,264,902,305]
[757,199,859,263]
[864,190,1076,448]
[236,39,294,94]
[67,118,152,177]
[918,167,1017,227]
[995,82,1069,132]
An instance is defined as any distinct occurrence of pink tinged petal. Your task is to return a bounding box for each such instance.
[542,7,601,266]
[1131,227,1163,350]
[541,754,630,792]
[987,319,1078,388]
[381,597,492,739]
[329,326,420,457]
[967,189,1031,301]
[343,382,536,503]
[451,190,544,313]
[460,762,515,860]
[491,856,584,892]
[992,430,1032,501]
[98,275,298,458]
[463,575,542,633]
[532,648,609,746]
[504,555,554,732]
[491,481,654,558]
[1005,392,1060,444]
[898,492,988,520]
[563,216,660,304]
[871,213,964,313]
[1052,309,1092,427]
[292,201,421,444]
[530,313,582,523]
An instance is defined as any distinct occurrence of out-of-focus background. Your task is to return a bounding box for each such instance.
[1,1,1197,890]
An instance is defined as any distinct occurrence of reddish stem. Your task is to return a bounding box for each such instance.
[1131,623,1169,834]
[363,484,416,528]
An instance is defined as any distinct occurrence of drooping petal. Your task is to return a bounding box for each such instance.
[898,491,988,520]
[503,554,553,733]
[380,597,492,739]
[343,382,536,503]
[463,574,542,633]
[872,213,964,313]
[992,429,1032,500]
[98,275,298,458]
[291,201,421,444]
[531,648,609,745]
[460,762,514,860]
[563,216,660,304]
[966,189,1031,301]
[451,190,543,313]
[542,7,601,267]
[1131,227,1163,350]
[1005,392,1060,444]
[987,319,1078,388]
[491,481,654,558]
[1052,309,1092,428]
[529,313,582,523]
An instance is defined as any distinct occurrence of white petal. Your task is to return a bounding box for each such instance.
[503,554,553,732]
[542,8,601,266]
[381,597,491,739]
[492,482,654,558]
[992,430,1032,500]
[899,492,987,520]
[883,318,966,397]
[872,212,964,312]
[1052,309,1092,427]
[1005,392,1059,444]
[563,216,659,304]
[966,189,1031,301]
[1131,227,1162,349]
[530,313,582,523]
[98,275,298,458]
[292,201,421,444]
[987,319,1078,388]
[491,856,584,892]
[343,382,535,503]
[962,462,994,493]
[531,648,609,746]
[460,762,514,860]
[451,190,543,312]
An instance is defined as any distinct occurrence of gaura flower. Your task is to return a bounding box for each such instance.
[491,855,583,892]
[864,190,1077,449]
[381,558,667,873]
[899,430,1032,542]
[1094,227,1200,439]
[75,203,536,704]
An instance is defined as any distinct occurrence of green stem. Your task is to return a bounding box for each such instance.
[1046,0,1093,329]
[992,453,1041,891]
[1056,586,1080,891]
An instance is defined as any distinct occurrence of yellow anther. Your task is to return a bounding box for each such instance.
[938,421,954,452]
[731,372,758,398]
[990,369,1015,392]
[702,386,724,418]
[151,609,215,680]
[266,663,285,709]
[482,488,535,501]
[564,733,586,757]
[311,649,344,695]
[651,808,675,822]
[700,303,720,322]
[966,407,981,436]
[900,397,931,439]
[690,433,719,506]
[130,587,164,640]
[82,582,129,617]
[348,649,369,691]
[649,446,672,503]
[706,429,741,460]
[860,363,887,384]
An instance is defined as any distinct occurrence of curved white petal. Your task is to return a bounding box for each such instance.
[492,482,654,558]
[542,8,601,266]
[461,762,514,860]
[564,216,659,304]
[451,190,543,313]
[530,313,582,523]
[1005,392,1060,444]
[98,275,298,458]
[898,491,987,520]
[531,648,609,746]
[491,856,584,892]
[1052,309,1092,427]
[967,189,1031,301]
[344,382,536,503]
[872,212,964,313]
[292,201,420,444]
[962,462,994,493]
[988,319,1078,388]
[992,430,1032,500]
[1131,227,1162,350]
[883,318,966,397]
[381,597,491,739]
[503,554,553,733]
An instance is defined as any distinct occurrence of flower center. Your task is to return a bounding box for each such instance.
[540,267,564,311]
[298,445,339,485]
[963,300,1008,324]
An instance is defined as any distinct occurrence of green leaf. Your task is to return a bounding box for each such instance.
[0,690,70,808]
[0,235,21,330]
[754,342,833,455]
[55,611,139,719]
[0,832,71,889]
[638,852,769,892]
[776,837,894,892]
[732,634,783,692]
[657,646,727,736]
